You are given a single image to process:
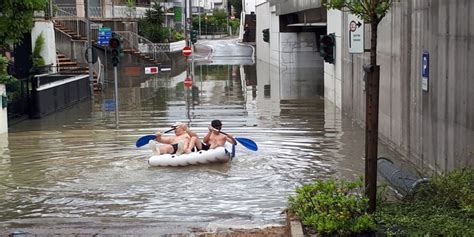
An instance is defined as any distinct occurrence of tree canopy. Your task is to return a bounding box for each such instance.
[0,0,48,47]
[321,0,392,24]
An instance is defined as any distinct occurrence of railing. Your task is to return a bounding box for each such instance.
[55,4,77,17]
[54,9,87,37]
[55,29,87,64]
[55,4,103,18]
[54,8,100,47]
[114,31,171,63]
[112,6,150,18]
[89,6,103,18]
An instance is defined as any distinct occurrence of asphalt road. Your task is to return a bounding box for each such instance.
[194,38,255,65]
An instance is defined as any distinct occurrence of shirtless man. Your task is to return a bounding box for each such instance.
[149,122,191,155]
[184,120,237,153]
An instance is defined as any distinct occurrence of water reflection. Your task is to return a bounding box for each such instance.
[0,60,399,232]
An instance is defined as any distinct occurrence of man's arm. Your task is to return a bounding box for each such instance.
[224,133,237,145]
[203,126,213,144]
[155,132,174,144]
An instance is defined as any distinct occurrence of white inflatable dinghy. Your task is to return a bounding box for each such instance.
[148,142,235,167]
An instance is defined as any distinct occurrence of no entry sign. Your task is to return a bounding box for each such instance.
[182,46,192,56]
[184,77,192,88]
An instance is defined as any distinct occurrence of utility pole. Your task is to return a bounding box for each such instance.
[86,0,94,97]
[226,0,230,35]
[198,0,201,36]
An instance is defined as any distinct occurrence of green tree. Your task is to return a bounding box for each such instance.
[0,0,48,48]
[143,1,165,25]
[321,0,393,213]
[138,1,170,42]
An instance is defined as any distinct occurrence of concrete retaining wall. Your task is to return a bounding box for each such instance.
[339,0,473,172]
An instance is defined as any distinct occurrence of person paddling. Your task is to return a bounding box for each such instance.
[149,122,190,155]
[184,120,237,154]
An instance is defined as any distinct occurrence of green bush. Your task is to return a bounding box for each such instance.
[0,55,16,84]
[31,33,46,72]
[376,167,474,236]
[288,177,376,235]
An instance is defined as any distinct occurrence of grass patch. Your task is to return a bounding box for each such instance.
[375,168,474,235]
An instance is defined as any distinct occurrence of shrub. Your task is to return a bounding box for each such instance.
[0,55,16,84]
[31,33,46,72]
[288,177,376,235]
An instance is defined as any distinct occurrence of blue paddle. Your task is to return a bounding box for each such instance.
[220,131,258,151]
[135,128,175,148]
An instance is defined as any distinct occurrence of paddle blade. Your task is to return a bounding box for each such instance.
[136,135,156,148]
[235,137,258,151]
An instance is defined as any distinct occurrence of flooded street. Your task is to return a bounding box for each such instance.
[0,39,397,235]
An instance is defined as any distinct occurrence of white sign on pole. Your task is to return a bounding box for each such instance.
[348,14,364,54]
[145,66,159,74]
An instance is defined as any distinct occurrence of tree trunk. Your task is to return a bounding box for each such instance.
[365,19,380,213]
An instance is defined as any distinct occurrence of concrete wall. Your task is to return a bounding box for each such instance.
[280,33,320,68]
[255,1,276,64]
[324,9,343,108]
[339,0,474,172]
[256,1,321,69]
[271,0,322,15]
[244,0,256,13]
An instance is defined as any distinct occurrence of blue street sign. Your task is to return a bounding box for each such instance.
[99,31,112,37]
[422,52,429,78]
[104,99,115,111]
[98,27,112,46]
[422,52,429,92]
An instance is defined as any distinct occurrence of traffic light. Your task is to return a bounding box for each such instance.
[109,37,121,67]
[262,28,269,43]
[319,33,335,64]
[191,30,198,44]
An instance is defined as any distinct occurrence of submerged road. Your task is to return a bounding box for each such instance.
[194,38,255,65]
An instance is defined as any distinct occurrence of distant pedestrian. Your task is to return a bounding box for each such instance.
[244,24,250,42]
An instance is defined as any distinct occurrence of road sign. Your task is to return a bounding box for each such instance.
[174,7,182,21]
[348,14,364,54]
[422,52,429,92]
[184,77,192,88]
[145,66,159,75]
[104,99,115,111]
[182,46,192,56]
[98,27,112,46]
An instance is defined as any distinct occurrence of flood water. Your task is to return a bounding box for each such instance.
[0,56,398,234]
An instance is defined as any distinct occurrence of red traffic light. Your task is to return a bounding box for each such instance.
[109,38,120,49]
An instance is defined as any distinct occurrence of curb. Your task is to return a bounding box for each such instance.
[286,210,305,237]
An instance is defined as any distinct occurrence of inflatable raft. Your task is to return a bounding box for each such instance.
[148,142,236,167]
